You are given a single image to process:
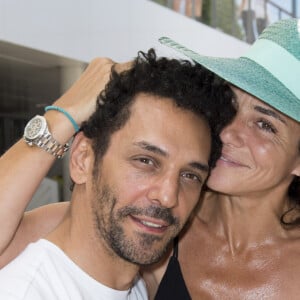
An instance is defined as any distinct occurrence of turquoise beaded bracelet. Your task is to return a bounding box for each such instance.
[45,106,80,133]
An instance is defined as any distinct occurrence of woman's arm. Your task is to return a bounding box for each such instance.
[0,57,122,255]
[0,202,69,268]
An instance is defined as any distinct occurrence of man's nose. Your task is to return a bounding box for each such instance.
[147,172,179,209]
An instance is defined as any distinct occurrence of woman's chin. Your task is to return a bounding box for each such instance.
[206,170,236,194]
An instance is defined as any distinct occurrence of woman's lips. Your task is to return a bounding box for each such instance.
[218,153,250,168]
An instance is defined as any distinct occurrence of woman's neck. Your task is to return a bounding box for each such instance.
[197,189,291,253]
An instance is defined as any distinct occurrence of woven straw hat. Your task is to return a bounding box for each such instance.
[159,18,300,122]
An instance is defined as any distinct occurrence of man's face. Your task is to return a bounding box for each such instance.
[90,93,211,265]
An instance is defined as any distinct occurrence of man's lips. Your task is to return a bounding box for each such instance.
[130,215,170,232]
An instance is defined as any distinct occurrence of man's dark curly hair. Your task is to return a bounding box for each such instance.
[81,49,235,174]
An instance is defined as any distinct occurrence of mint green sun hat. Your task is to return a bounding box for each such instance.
[159,18,300,122]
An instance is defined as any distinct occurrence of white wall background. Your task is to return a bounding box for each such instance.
[0,0,249,63]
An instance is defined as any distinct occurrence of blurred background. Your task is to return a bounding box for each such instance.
[0,0,298,208]
[153,0,299,43]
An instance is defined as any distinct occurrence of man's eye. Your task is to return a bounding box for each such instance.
[181,172,201,182]
[231,97,238,110]
[135,157,154,165]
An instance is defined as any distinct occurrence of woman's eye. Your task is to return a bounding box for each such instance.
[257,119,277,133]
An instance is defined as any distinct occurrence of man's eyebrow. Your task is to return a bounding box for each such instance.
[254,106,286,124]
[134,141,209,172]
[133,141,168,157]
[189,162,209,173]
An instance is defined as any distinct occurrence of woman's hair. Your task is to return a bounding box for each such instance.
[281,141,300,226]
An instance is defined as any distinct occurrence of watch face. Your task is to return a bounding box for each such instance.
[24,116,46,140]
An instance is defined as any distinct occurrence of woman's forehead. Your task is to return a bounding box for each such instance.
[230,85,298,122]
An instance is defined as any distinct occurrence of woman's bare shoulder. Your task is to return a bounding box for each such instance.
[0,201,69,268]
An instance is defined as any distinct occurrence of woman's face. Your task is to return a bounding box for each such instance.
[207,86,300,197]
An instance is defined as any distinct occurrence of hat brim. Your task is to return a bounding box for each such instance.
[159,37,300,122]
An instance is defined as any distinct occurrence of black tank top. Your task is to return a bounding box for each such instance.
[154,237,191,300]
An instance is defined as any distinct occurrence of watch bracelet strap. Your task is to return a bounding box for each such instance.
[35,133,69,159]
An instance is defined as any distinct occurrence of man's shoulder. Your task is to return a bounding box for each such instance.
[0,239,52,272]
[0,239,88,299]
[0,239,148,300]
[0,239,59,299]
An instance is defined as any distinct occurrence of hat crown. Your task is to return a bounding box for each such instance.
[159,18,300,122]
[258,18,300,60]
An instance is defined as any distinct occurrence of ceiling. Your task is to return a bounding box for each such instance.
[0,40,86,118]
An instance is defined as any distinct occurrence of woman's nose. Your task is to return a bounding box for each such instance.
[220,117,246,148]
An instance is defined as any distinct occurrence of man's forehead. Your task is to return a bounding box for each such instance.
[124,93,207,134]
[110,93,210,160]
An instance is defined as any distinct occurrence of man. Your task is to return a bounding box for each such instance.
[0,49,235,299]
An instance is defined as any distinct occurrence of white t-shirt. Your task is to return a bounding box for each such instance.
[0,239,148,300]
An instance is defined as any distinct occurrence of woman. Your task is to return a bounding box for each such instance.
[148,17,300,299]
[0,18,300,299]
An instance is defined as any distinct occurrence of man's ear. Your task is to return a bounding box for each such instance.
[69,132,94,185]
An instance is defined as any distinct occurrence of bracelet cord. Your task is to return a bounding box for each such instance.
[45,105,80,133]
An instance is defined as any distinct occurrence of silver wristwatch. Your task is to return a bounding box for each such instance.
[23,115,69,158]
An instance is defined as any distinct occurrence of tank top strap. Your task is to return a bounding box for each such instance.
[172,236,179,258]
[154,235,192,300]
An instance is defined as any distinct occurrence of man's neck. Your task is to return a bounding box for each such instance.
[46,200,140,291]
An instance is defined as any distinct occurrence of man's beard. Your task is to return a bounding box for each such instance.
[92,184,180,265]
